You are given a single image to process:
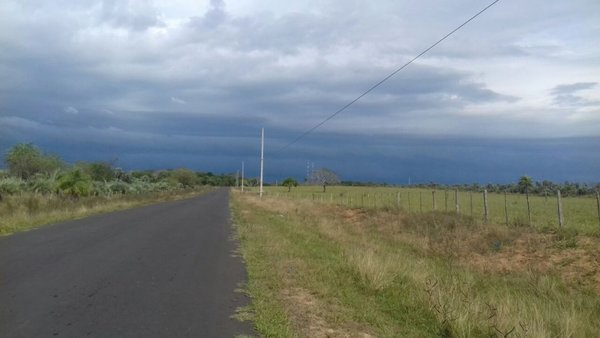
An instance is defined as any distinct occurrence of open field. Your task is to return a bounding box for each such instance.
[232,190,600,337]
[0,188,213,235]
[258,186,600,236]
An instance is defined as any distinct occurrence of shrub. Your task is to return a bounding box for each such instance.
[0,177,26,194]
[58,169,92,197]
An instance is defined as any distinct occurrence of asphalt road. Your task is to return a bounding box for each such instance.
[0,189,253,337]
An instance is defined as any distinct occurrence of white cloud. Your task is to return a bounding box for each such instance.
[171,96,187,104]
[64,106,79,114]
[1,0,599,140]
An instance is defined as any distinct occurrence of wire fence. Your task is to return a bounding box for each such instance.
[250,186,600,234]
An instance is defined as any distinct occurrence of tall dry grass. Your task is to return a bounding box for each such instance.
[0,189,210,235]
[233,191,600,337]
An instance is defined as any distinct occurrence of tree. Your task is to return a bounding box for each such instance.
[309,168,340,192]
[245,178,258,187]
[4,143,64,179]
[82,161,116,181]
[169,168,198,187]
[282,177,298,192]
[518,176,533,194]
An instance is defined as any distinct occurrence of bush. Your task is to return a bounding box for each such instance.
[28,175,58,195]
[169,168,198,187]
[58,169,92,197]
[0,177,26,194]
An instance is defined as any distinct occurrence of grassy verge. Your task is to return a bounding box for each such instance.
[231,191,600,337]
[0,187,214,235]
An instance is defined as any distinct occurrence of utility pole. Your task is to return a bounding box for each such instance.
[259,128,264,198]
[241,161,244,192]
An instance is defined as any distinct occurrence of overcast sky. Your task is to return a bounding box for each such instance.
[1,0,599,184]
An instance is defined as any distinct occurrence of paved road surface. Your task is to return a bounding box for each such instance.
[0,189,253,337]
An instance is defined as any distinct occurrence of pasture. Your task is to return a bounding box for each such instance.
[261,185,600,235]
[232,190,600,337]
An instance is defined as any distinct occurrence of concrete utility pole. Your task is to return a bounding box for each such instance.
[259,128,264,198]
[241,161,245,192]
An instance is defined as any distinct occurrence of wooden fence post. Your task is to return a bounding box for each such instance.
[483,189,489,223]
[526,188,532,225]
[455,189,460,214]
[444,190,448,211]
[504,191,509,226]
[557,190,564,228]
[470,191,473,216]
[432,190,437,210]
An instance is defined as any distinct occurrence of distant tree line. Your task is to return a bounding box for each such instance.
[0,143,236,198]
[410,176,599,197]
[315,172,598,197]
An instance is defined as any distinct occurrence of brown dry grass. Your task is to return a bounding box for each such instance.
[282,287,374,338]
[235,192,600,337]
[334,205,600,296]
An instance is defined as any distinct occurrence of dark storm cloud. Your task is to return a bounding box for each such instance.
[1,0,598,183]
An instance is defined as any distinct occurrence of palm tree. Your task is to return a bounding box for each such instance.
[518,176,533,194]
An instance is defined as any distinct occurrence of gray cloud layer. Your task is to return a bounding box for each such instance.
[1,0,599,182]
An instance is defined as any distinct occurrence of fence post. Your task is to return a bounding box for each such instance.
[526,188,532,225]
[596,191,600,226]
[432,190,437,210]
[483,189,489,223]
[419,191,423,212]
[470,191,473,216]
[557,190,564,228]
[504,191,509,226]
[445,190,448,211]
[455,189,460,214]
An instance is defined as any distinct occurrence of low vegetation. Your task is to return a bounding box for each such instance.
[0,188,212,235]
[0,143,233,234]
[232,190,600,337]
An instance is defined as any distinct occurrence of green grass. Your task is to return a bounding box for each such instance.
[0,188,213,235]
[232,193,439,337]
[258,186,600,235]
[232,191,600,337]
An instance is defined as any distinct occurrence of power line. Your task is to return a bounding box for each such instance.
[277,0,501,152]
